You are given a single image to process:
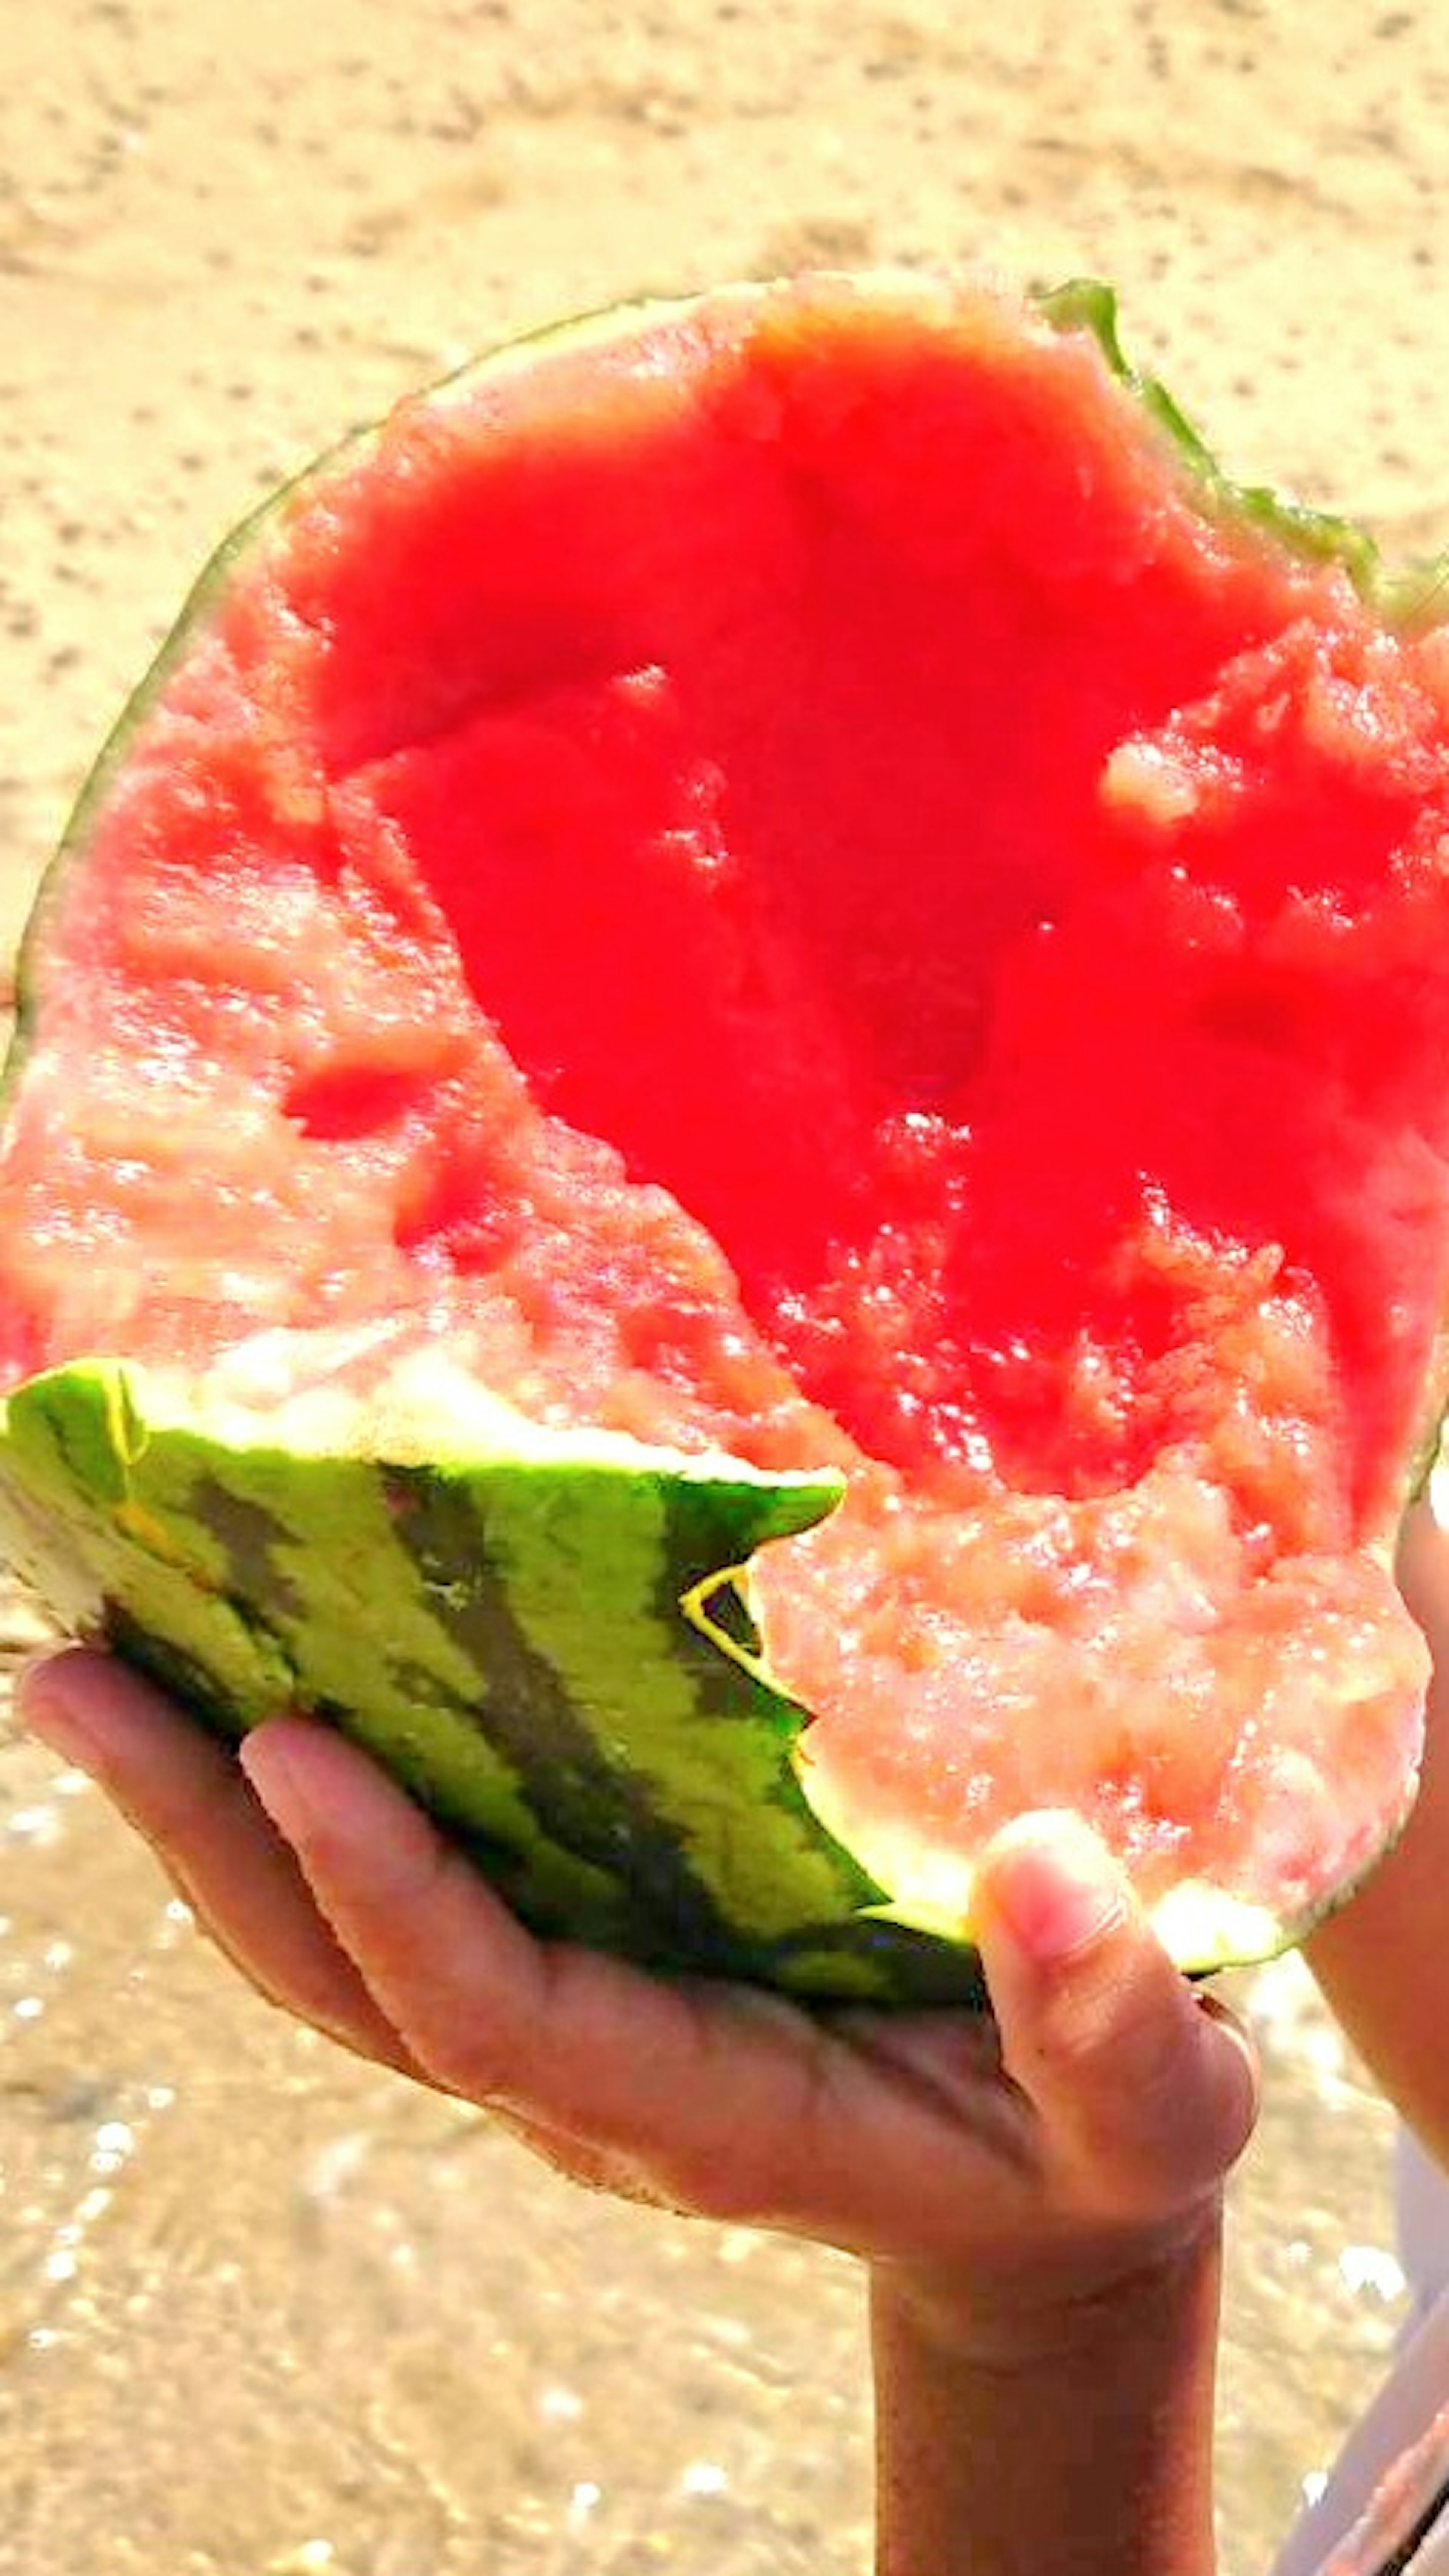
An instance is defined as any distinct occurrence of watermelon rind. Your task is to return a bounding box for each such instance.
[2,269,1436,2002]
[0,1356,1006,2004]
[1037,276,1449,627]
[0,1356,1318,1996]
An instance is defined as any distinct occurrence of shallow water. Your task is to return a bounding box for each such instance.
[6,1,1449,2566]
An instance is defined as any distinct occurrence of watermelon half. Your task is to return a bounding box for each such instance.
[4,269,1449,2005]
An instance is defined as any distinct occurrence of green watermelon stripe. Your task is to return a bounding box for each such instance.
[475,1463,888,1948]
[191,1475,309,1621]
[103,1597,294,1735]
[379,1465,758,1969]
[166,1448,653,1940]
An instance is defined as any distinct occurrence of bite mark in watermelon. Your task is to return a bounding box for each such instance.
[3,269,1449,2000]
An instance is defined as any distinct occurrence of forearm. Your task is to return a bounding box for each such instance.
[1307,1792,1449,2173]
[1307,1506,1449,2169]
[870,2219,1223,2576]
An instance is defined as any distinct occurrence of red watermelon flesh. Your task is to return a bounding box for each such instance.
[5,274,1449,1939]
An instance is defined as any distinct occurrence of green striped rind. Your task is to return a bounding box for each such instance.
[0,1360,988,2005]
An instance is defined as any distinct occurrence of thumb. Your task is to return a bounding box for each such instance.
[974,1811,1259,2223]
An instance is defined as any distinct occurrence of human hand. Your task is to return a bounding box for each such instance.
[18,1648,1256,2355]
[1306,1500,1449,2170]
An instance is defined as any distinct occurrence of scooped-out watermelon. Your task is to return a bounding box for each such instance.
[3,269,1448,2004]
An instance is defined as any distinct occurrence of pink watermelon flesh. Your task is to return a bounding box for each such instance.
[6,277,1449,1931]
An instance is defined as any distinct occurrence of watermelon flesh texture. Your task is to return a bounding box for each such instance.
[4,273,1449,1960]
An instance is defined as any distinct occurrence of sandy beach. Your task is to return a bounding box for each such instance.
[5,2,1449,2566]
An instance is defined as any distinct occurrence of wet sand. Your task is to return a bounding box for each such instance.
[5,2,1449,2566]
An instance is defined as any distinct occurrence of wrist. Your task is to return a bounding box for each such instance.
[868,2193,1226,2371]
[870,2208,1224,2576]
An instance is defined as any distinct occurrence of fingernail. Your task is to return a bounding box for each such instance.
[980,1814,1126,1963]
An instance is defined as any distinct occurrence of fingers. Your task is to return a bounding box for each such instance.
[245,1718,948,2233]
[241,1712,600,2108]
[240,1715,808,2205]
[17,1649,422,2080]
[974,1812,1259,2224]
